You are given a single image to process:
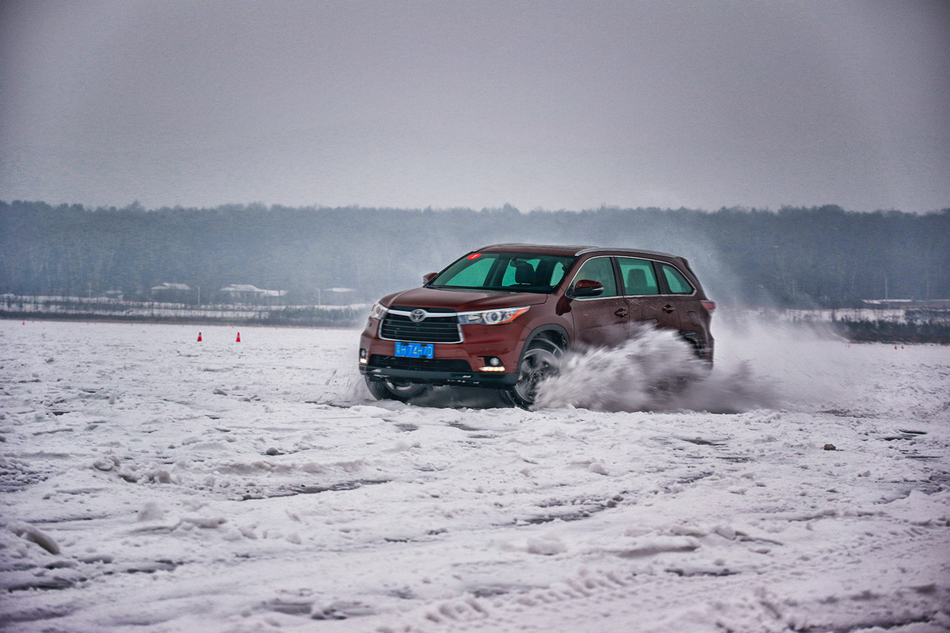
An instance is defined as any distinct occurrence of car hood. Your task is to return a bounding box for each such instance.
[381,286,549,311]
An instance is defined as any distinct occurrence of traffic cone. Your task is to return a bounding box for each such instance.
[198,332,203,342]
[236,332,241,343]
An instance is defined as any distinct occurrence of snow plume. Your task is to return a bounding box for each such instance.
[535,325,777,413]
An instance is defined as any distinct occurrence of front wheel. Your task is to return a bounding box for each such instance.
[364,376,431,402]
[503,338,564,409]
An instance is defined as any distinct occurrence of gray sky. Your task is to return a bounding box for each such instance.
[1,0,947,212]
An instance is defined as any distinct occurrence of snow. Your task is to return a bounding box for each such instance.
[1,318,948,632]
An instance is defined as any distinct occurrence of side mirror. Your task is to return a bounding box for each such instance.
[569,279,604,298]
[422,272,438,285]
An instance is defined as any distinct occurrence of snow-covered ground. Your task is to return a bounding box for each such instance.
[1,318,948,632]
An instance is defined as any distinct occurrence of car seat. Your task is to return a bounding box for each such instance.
[626,268,651,295]
[514,261,536,285]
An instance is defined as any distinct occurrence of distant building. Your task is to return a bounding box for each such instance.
[219,284,287,304]
[150,282,192,301]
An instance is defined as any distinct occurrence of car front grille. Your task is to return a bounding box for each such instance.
[369,355,472,373]
[380,309,462,343]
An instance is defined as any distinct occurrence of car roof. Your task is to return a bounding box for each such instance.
[476,243,682,260]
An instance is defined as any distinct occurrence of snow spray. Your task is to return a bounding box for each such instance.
[534,325,777,413]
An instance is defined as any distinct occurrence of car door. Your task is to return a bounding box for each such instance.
[616,256,662,334]
[566,256,628,347]
[656,261,700,333]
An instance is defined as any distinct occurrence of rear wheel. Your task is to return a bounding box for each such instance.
[504,338,564,409]
[679,330,713,368]
[364,376,431,402]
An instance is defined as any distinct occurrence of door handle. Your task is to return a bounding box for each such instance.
[614,308,628,318]
[662,304,675,313]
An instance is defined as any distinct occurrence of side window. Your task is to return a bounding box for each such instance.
[571,257,618,298]
[617,257,659,295]
[661,264,694,294]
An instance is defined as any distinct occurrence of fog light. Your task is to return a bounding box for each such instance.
[359,348,368,364]
[479,357,505,372]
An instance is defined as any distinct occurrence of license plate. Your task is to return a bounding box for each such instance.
[395,342,434,359]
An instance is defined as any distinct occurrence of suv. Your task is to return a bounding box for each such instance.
[359,244,715,407]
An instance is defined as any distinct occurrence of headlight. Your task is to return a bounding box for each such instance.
[458,306,529,325]
[369,302,388,320]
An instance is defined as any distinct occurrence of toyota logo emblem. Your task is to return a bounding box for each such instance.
[410,309,426,323]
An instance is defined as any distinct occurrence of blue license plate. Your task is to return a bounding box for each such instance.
[395,342,434,359]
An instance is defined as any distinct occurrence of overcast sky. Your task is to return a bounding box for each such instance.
[1,0,947,213]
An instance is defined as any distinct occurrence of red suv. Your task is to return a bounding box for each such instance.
[359,244,715,407]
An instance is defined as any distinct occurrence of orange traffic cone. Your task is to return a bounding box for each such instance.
[198,332,203,342]
[236,332,241,343]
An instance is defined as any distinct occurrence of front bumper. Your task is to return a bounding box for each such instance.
[359,362,518,389]
[359,319,525,389]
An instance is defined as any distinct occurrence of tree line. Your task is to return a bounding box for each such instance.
[1,200,948,308]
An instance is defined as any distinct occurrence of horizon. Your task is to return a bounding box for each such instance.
[3,199,948,216]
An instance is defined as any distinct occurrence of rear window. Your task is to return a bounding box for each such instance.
[430,252,575,293]
[660,264,694,294]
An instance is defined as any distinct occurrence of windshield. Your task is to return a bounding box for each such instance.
[429,252,575,293]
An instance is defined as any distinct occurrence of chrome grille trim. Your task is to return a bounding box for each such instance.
[380,308,463,344]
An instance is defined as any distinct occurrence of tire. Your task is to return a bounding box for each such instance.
[364,376,431,402]
[504,337,564,409]
[678,330,713,369]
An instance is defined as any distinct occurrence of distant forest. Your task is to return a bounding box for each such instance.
[2,201,948,308]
